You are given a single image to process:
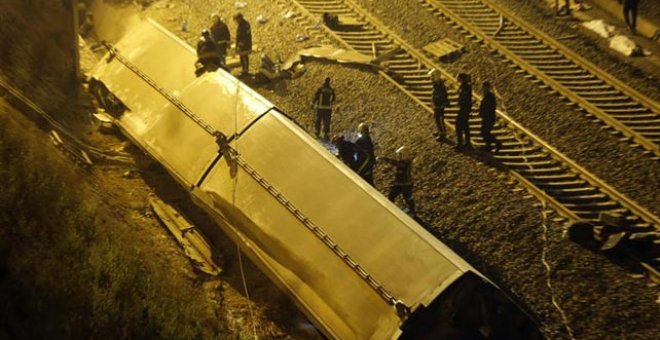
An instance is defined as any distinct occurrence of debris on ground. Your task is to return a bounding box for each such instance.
[235,1,247,9]
[49,130,94,167]
[295,33,310,42]
[580,20,650,57]
[259,54,306,81]
[281,45,400,72]
[122,170,136,178]
[609,35,650,57]
[322,13,363,31]
[282,10,296,19]
[256,44,401,83]
[423,38,464,62]
[256,14,268,24]
[541,0,590,12]
[92,110,115,133]
[582,19,616,38]
[150,196,222,276]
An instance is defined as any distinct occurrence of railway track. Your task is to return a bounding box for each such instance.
[0,76,133,165]
[418,0,660,159]
[281,0,660,267]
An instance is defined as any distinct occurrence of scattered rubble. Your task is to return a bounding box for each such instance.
[423,38,464,62]
[150,196,222,276]
[609,34,650,57]
[295,33,310,42]
[256,14,268,24]
[581,20,650,57]
[257,44,400,82]
[92,110,115,133]
[582,19,616,38]
[282,9,296,20]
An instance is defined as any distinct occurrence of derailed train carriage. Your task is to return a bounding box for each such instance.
[90,18,541,339]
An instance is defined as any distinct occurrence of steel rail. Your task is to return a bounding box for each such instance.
[0,76,134,163]
[283,0,660,235]
[420,0,660,159]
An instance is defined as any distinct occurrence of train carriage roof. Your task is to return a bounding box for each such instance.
[200,111,474,338]
[92,19,274,186]
[92,18,477,339]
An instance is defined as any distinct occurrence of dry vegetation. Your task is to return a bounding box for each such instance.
[0,1,233,338]
[0,1,77,114]
[1,0,658,338]
[0,115,233,339]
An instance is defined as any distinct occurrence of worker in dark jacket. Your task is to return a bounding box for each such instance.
[355,122,375,185]
[234,13,252,75]
[479,81,502,153]
[623,0,640,34]
[195,29,221,77]
[430,69,450,141]
[456,73,473,149]
[332,134,357,170]
[210,14,230,67]
[311,77,336,140]
[381,146,415,216]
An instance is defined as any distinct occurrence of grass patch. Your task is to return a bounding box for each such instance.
[0,118,232,339]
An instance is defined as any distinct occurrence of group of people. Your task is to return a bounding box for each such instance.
[332,128,416,216]
[431,70,501,152]
[313,78,416,215]
[195,13,252,77]
[314,71,506,217]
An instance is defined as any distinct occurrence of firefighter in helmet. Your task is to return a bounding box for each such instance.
[380,146,416,216]
[311,77,336,140]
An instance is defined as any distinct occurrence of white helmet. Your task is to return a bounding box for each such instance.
[358,122,369,135]
[395,146,408,160]
[428,68,442,81]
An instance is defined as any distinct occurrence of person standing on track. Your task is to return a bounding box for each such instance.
[234,13,252,75]
[456,73,473,150]
[479,81,502,153]
[623,0,640,34]
[355,122,376,185]
[430,69,450,141]
[380,146,416,217]
[311,77,336,140]
[210,14,230,68]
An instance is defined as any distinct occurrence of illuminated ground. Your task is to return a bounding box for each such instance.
[1,0,658,338]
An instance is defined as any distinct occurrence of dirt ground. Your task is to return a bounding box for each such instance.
[353,0,660,217]
[79,0,660,338]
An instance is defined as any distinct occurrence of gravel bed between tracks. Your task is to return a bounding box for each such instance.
[353,0,660,218]
[135,0,658,338]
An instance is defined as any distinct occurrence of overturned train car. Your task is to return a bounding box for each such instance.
[90,19,541,340]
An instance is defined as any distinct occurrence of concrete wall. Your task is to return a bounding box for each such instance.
[0,0,77,112]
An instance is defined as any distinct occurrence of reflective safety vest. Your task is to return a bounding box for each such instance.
[197,38,221,60]
[314,85,335,110]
